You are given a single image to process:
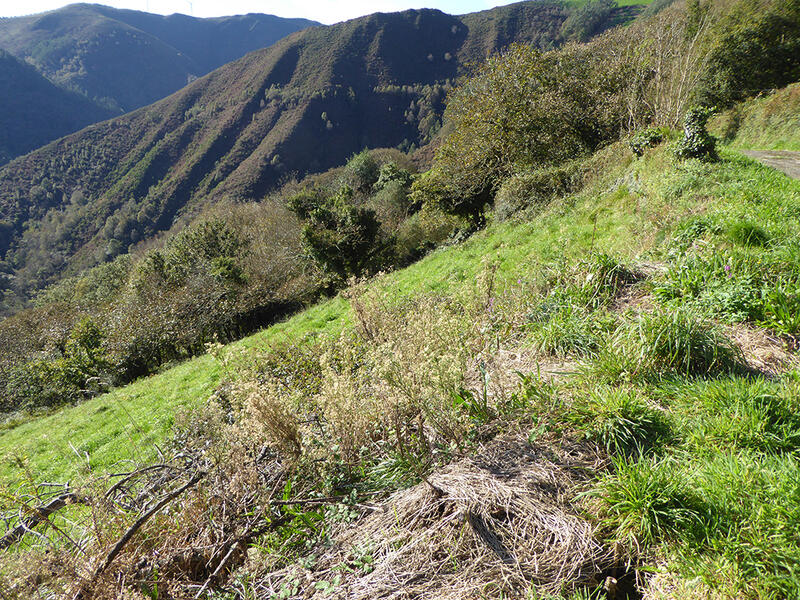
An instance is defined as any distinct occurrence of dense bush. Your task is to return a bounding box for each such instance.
[288,185,393,281]
[694,0,800,108]
[494,162,585,221]
[629,127,666,157]
[433,42,639,214]
[0,145,443,415]
[3,318,110,411]
[674,106,718,161]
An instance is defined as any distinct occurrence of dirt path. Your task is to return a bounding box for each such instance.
[742,150,800,180]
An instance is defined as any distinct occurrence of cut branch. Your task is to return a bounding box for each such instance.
[73,470,206,600]
[0,492,85,550]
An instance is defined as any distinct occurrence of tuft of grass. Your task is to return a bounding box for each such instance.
[726,220,770,247]
[593,308,745,382]
[592,456,710,551]
[526,300,604,358]
[580,387,672,457]
[580,252,640,307]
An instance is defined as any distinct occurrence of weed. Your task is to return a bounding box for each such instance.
[759,283,800,335]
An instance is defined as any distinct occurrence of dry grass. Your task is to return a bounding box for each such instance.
[254,434,612,599]
[727,323,799,377]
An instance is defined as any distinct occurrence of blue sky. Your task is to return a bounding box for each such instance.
[1,1,519,24]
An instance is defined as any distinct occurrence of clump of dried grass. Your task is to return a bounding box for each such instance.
[254,435,612,599]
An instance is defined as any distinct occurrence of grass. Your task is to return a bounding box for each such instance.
[0,354,221,487]
[4,115,800,598]
[1,145,796,490]
[0,144,650,486]
[710,82,800,151]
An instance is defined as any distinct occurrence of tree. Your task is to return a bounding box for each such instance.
[432,43,636,220]
[288,185,392,280]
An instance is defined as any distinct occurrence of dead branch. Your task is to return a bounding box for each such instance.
[73,470,206,600]
[104,464,177,499]
[0,491,85,550]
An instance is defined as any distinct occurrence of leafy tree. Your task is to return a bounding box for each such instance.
[342,150,380,194]
[432,43,637,220]
[288,185,392,280]
[374,162,413,192]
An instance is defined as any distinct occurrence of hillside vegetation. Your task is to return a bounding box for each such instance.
[0,1,641,314]
[0,4,317,114]
[711,81,800,150]
[1,0,800,598]
[0,49,113,165]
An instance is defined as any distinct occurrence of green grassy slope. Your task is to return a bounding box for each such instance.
[3,139,797,489]
[711,82,800,150]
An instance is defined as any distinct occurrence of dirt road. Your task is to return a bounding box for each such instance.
[742,150,800,180]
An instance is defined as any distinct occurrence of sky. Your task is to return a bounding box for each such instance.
[0,1,519,25]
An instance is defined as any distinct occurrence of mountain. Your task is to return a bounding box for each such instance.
[0,4,318,113]
[0,48,113,165]
[0,1,637,312]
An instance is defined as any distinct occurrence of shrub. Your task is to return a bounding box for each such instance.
[3,318,110,410]
[408,167,490,224]
[394,206,464,265]
[288,185,393,281]
[433,42,641,217]
[342,149,380,194]
[494,163,583,221]
[628,127,665,157]
[694,0,800,109]
[373,162,412,192]
[367,180,412,233]
[674,106,718,161]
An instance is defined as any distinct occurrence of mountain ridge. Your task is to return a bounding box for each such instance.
[0,1,637,312]
[0,3,319,113]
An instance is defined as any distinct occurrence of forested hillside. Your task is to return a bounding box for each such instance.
[0,1,634,313]
[0,4,317,113]
[0,49,113,164]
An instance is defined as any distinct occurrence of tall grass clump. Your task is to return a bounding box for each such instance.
[579,387,672,457]
[592,456,710,552]
[526,300,604,358]
[592,307,745,381]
